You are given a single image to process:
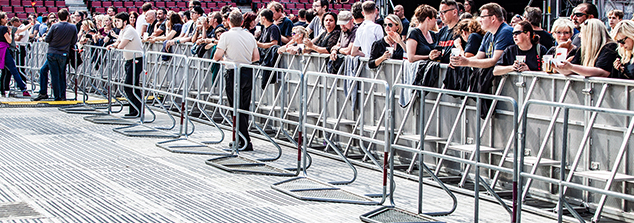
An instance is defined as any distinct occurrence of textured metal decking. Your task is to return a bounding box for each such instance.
[0,99,559,222]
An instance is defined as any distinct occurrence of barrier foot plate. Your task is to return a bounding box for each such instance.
[113,125,179,138]
[59,105,106,115]
[156,138,230,155]
[205,155,296,176]
[271,177,379,205]
[359,206,442,223]
[84,115,135,125]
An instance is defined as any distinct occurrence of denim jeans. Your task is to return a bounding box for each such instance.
[47,53,67,100]
[2,49,26,91]
[38,61,49,95]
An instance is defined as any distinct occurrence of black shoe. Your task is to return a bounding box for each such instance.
[32,94,48,101]
[124,112,139,117]
[241,143,254,151]
[54,98,65,101]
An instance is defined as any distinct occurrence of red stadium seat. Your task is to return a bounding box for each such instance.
[124,2,133,7]
[1,6,10,11]
[113,2,122,7]
[134,1,143,7]
[177,2,186,8]
[13,6,24,12]
[102,2,112,7]
[155,2,165,7]
[95,7,105,14]
[166,2,175,7]
[17,13,26,19]
[25,7,34,13]
[0,0,9,6]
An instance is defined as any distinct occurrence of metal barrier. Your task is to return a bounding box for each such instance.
[519,100,634,223]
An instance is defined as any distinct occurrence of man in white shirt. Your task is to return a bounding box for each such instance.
[136,3,152,37]
[351,1,383,57]
[213,10,260,151]
[108,12,144,117]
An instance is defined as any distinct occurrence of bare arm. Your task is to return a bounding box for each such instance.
[257,40,278,49]
[213,47,224,61]
[406,39,430,62]
[464,50,504,68]
[493,65,516,76]
[351,46,364,57]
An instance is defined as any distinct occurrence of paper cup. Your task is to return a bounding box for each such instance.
[143,33,149,39]
[515,55,526,63]
[386,47,394,54]
[542,55,553,72]
[451,48,460,57]
[297,44,304,50]
[255,26,262,32]
[555,48,567,62]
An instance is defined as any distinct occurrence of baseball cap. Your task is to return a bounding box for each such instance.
[337,11,352,25]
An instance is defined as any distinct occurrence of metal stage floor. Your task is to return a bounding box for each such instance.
[0,98,557,222]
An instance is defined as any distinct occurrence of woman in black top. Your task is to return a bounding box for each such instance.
[611,20,634,79]
[554,19,618,77]
[406,4,439,62]
[493,21,548,76]
[368,14,406,68]
[304,12,340,54]
[0,12,29,97]
[453,18,485,58]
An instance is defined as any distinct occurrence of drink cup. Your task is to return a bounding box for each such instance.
[386,47,394,55]
[297,44,304,50]
[542,55,553,73]
[515,55,526,64]
[451,48,460,57]
[555,48,567,62]
[143,33,149,39]
[255,26,261,33]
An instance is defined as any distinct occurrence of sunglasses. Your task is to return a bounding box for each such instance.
[512,30,529,36]
[383,23,394,28]
[617,37,629,44]
[573,12,588,17]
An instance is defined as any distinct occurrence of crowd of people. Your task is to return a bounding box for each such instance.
[0,0,633,149]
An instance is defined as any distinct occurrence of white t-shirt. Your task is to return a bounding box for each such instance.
[16,24,29,44]
[216,27,257,69]
[135,14,147,36]
[353,20,384,57]
[121,24,143,60]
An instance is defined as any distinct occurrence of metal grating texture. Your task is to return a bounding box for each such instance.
[156,139,230,155]
[272,177,379,205]
[113,124,179,138]
[83,115,135,125]
[58,105,107,115]
[0,202,42,219]
[205,155,297,176]
[360,206,442,223]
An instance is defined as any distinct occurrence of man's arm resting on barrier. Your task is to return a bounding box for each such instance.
[213,48,224,61]
[451,50,503,68]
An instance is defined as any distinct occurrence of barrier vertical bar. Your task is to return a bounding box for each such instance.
[558,108,569,222]
[474,97,481,223]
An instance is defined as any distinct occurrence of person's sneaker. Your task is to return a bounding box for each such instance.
[22,91,31,97]
[32,94,48,101]
[241,143,254,151]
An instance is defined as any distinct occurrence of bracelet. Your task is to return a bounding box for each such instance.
[176,39,180,44]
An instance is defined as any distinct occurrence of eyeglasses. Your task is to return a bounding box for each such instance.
[617,37,629,44]
[555,31,570,35]
[512,30,529,36]
[439,8,456,15]
[383,23,394,28]
[573,12,588,17]
[479,14,493,19]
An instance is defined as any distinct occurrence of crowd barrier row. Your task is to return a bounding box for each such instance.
[16,41,634,222]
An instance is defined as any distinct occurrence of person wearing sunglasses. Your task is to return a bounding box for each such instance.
[570,3,598,48]
[493,21,548,76]
[368,14,405,68]
[611,20,634,79]
[277,26,308,55]
[553,19,617,77]
[405,4,438,62]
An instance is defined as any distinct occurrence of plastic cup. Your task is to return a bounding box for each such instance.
[143,33,149,39]
[386,47,394,54]
[297,44,304,50]
[555,48,567,62]
[451,48,460,57]
[515,55,526,63]
[542,55,553,73]
[255,26,262,32]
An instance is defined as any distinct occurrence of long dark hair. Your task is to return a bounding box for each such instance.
[168,12,183,29]
[321,12,340,32]
[516,21,540,45]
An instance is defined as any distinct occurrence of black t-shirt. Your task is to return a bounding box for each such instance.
[535,30,555,50]
[147,20,157,36]
[436,25,457,63]
[497,44,549,71]
[314,29,340,52]
[368,38,404,69]
[278,17,293,37]
[614,61,634,79]
[0,26,8,43]
[571,42,618,73]
[172,23,183,37]
[407,28,437,56]
[400,18,409,36]
[465,33,482,55]
[293,21,308,28]
[258,24,281,45]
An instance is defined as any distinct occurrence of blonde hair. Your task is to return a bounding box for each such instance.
[611,20,634,64]
[580,19,613,67]
[550,17,574,34]
[385,14,403,34]
[292,26,307,37]
[82,20,95,30]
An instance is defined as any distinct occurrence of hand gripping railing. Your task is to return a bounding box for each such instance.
[390,84,519,221]
[519,100,634,223]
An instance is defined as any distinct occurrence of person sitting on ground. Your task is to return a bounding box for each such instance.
[553,19,617,77]
[452,18,485,57]
[450,3,514,69]
[369,14,406,68]
[405,4,438,62]
[277,26,308,54]
[303,12,340,54]
[612,20,634,79]
[493,21,548,76]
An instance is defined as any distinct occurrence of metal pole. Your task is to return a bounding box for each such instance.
[474,97,481,223]
[418,89,425,214]
[558,108,569,222]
